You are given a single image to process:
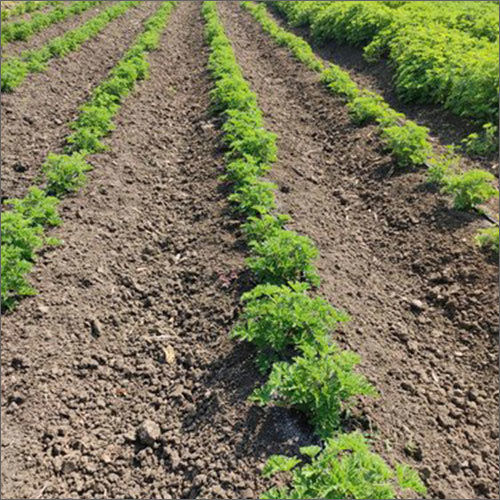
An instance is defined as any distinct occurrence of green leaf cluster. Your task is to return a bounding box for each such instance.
[262,432,427,499]
[1,2,139,92]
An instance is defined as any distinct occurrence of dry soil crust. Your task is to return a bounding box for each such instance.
[218,3,499,499]
[1,1,158,201]
[1,2,308,498]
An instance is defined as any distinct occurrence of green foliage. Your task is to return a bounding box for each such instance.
[462,123,499,156]
[252,341,377,437]
[426,147,460,185]
[442,169,498,210]
[222,154,271,187]
[242,213,291,242]
[247,230,320,286]
[1,2,139,92]
[274,1,499,125]
[380,121,432,167]
[4,187,61,228]
[320,66,359,100]
[1,2,99,46]
[475,227,499,254]
[228,177,277,217]
[347,91,391,125]
[42,153,93,197]
[1,245,36,310]
[2,1,60,22]
[232,282,349,353]
[262,432,427,499]
[222,109,277,164]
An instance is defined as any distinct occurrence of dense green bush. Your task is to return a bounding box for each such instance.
[442,170,498,210]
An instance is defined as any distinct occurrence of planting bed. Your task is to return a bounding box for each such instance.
[1,2,498,499]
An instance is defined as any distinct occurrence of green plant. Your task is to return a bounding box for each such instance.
[2,211,44,262]
[426,146,460,185]
[242,213,291,242]
[320,66,359,100]
[4,187,61,228]
[442,169,498,210]
[462,123,499,156]
[252,341,377,437]
[228,178,277,217]
[247,229,320,285]
[262,432,427,499]
[380,121,432,167]
[475,226,499,254]
[42,153,93,197]
[1,245,36,310]
[231,282,349,353]
[347,91,391,125]
[222,154,271,186]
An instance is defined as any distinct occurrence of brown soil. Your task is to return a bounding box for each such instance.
[267,6,499,171]
[1,2,309,498]
[1,2,111,59]
[1,2,498,499]
[1,1,158,201]
[219,3,499,499]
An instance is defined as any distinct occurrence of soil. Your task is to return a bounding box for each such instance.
[267,6,499,170]
[1,2,498,500]
[218,3,499,499]
[1,1,158,201]
[1,2,111,59]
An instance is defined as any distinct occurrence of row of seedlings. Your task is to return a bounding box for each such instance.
[1,1,100,46]
[201,2,427,499]
[241,1,499,255]
[2,1,140,92]
[1,1,177,310]
[1,1,59,22]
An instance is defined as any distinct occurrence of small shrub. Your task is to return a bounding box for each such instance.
[42,153,93,197]
[252,341,377,437]
[222,154,271,187]
[475,227,499,254]
[347,92,390,125]
[380,121,432,167]
[442,169,498,210]
[247,229,320,285]
[462,122,499,156]
[1,245,36,310]
[231,282,349,353]
[321,66,359,100]
[262,432,427,499]
[426,146,460,185]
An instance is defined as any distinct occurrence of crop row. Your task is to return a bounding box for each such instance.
[1,1,139,92]
[1,1,100,46]
[1,1,177,310]
[1,0,59,22]
[241,1,499,255]
[202,2,427,498]
[271,1,499,144]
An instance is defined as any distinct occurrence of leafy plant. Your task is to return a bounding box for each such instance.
[462,122,499,156]
[475,227,499,254]
[228,177,277,217]
[262,432,427,499]
[247,229,320,285]
[380,121,432,167]
[347,91,391,125]
[442,169,498,210]
[222,154,271,187]
[251,341,377,437]
[426,146,460,185]
[42,153,93,197]
[1,245,36,310]
[242,213,291,242]
[231,282,349,353]
[320,65,359,100]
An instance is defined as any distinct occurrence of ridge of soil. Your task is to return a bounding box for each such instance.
[1,1,111,59]
[219,3,499,499]
[1,2,309,498]
[1,1,159,201]
[266,6,499,170]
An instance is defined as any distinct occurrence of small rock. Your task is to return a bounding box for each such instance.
[136,419,161,446]
[448,460,461,474]
[163,345,176,365]
[241,489,254,499]
[167,448,181,469]
[410,299,426,312]
[90,318,103,338]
